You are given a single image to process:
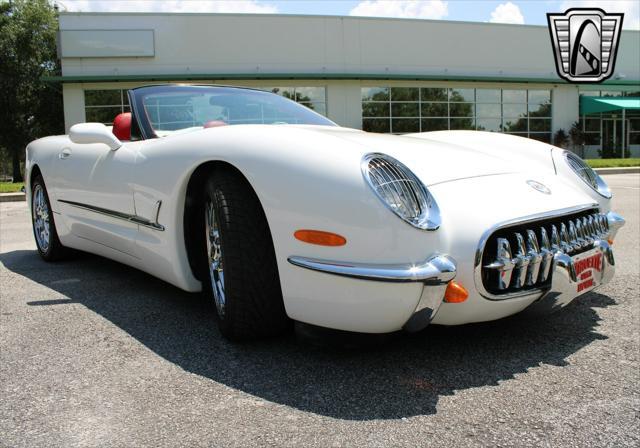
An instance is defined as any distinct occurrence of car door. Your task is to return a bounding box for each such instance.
[54,140,140,257]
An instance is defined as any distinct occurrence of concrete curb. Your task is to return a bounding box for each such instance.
[0,192,26,203]
[594,167,640,175]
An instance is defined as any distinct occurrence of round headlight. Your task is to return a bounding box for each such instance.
[564,151,611,198]
[361,153,440,230]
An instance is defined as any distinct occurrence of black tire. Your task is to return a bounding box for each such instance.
[31,175,66,261]
[199,169,290,341]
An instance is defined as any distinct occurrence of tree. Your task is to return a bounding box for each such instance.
[569,121,586,157]
[553,129,569,148]
[0,0,63,183]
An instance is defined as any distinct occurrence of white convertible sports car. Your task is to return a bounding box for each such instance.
[26,84,625,340]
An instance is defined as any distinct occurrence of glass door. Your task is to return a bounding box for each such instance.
[602,118,629,158]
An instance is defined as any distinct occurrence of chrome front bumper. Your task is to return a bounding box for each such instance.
[477,208,624,300]
[288,254,457,332]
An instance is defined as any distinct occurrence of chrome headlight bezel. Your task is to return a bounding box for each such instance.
[564,151,612,199]
[361,153,441,231]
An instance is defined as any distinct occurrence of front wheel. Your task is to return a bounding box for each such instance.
[200,169,290,341]
[31,175,66,261]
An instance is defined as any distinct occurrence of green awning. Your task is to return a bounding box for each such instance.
[580,96,640,115]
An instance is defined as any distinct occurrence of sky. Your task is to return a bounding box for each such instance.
[56,0,640,29]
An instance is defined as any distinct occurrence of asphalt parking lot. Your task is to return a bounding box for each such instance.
[1,173,639,447]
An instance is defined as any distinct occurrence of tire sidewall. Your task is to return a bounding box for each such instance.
[198,169,289,340]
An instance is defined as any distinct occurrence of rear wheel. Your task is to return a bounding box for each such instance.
[200,169,290,341]
[31,175,65,261]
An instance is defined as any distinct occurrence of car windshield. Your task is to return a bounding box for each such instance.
[135,85,336,137]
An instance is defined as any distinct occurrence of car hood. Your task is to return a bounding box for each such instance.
[291,126,557,186]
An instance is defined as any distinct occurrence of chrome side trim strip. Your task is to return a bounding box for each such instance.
[58,199,165,231]
[287,254,456,284]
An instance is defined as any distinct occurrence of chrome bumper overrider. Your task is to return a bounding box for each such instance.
[606,211,625,241]
[287,254,457,332]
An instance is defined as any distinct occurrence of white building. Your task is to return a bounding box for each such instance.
[52,12,640,158]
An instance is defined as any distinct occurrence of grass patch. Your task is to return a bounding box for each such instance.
[586,158,640,168]
[0,182,24,193]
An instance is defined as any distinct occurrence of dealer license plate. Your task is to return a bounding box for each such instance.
[572,248,604,295]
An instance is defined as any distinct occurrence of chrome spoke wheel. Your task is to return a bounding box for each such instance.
[32,184,51,253]
[205,199,225,317]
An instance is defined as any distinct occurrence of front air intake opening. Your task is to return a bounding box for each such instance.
[481,208,607,297]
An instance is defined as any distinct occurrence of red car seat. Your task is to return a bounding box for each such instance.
[112,112,132,141]
[203,120,228,129]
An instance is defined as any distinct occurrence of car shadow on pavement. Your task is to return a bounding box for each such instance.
[1,249,616,421]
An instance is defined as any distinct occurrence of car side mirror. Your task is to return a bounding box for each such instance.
[69,123,122,151]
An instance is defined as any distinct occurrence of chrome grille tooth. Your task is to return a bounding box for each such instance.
[602,214,610,234]
[568,220,580,251]
[550,224,561,252]
[582,218,592,245]
[587,215,596,239]
[560,222,572,253]
[582,217,593,245]
[599,214,607,237]
[483,237,515,290]
[525,229,542,286]
[592,214,600,237]
[538,227,554,282]
[569,220,578,249]
[574,219,586,248]
[540,227,551,249]
[596,215,603,237]
[511,232,530,289]
[594,214,604,237]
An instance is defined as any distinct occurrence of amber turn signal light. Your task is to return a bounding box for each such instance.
[608,238,614,245]
[444,281,469,303]
[294,229,347,247]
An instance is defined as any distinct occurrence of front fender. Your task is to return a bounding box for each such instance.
[135,125,448,296]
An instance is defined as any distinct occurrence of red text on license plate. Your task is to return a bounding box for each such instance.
[574,252,603,293]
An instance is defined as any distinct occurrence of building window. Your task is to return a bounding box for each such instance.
[361,87,552,142]
[580,117,602,146]
[84,90,130,124]
[578,90,640,156]
[579,89,640,97]
[630,118,640,145]
[258,87,327,116]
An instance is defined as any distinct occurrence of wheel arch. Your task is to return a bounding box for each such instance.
[182,160,273,282]
[27,164,43,212]
[29,164,42,186]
